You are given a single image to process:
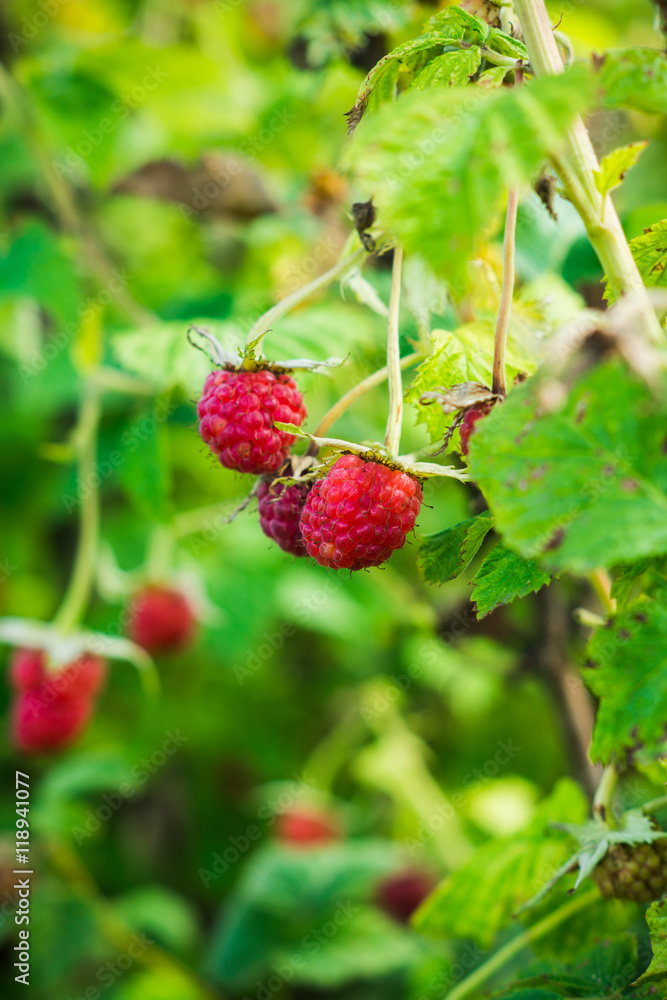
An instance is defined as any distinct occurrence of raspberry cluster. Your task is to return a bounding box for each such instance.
[197,369,306,475]
[9,648,106,754]
[299,455,422,570]
[593,839,667,903]
[129,586,197,653]
[257,476,311,557]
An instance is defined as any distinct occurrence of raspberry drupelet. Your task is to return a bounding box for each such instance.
[197,369,307,475]
[257,476,311,557]
[299,455,423,571]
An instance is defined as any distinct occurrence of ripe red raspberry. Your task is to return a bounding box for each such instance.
[376,869,436,923]
[12,689,92,753]
[592,840,667,903]
[459,401,493,456]
[197,368,307,475]
[275,807,341,847]
[257,476,311,556]
[10,648,106,700]
[8,648,106,754]
[299,455,422,570]
[128,587,197,653]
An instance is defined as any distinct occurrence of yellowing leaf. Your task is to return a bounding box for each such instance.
[594,142,648,199]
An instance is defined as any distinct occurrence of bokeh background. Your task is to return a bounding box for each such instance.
[0,1,666,998]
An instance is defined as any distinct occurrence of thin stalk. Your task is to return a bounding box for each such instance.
[314,351,422,438]
[245,248,366,346]
[445,887,599,1000]
[589,568,616,616]
[0,62,153,328]
[384,244,405,456]
[48,838,224,1000]
[593,763,619,822]
[512,0,662,341]
[492,188,519,397]
[641,793,667,814]
[53,384,101,634]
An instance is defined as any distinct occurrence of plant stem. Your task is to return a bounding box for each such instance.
[512,0,662,341]
[445,887,599,1000]
[0,62,153,328]
[492,188,518,397]
[384,244,405,456]
[641,793,667,814]
[314,351,422,438]
[589,568,616,616]
[48,837,224,999]
[53,383,101,635]
[593,763,619,822]
[245,248,366,346]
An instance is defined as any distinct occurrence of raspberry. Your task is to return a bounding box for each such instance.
[8,648,106,754]
[12,690,92,753]
[592,840,667,903]
[257,476,311,556]
[459,401,493,456]
[299,455,422,571]
[275,807,341,847]
[10,648,106,700]
[376,869,436,923]
[128,586,197,653]
[197,368,307,475]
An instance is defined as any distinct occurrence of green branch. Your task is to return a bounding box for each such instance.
[445,887,599,1000]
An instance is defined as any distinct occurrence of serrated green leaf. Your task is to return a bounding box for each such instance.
[471,544,552,618]
[610,559,654,610]
[407,323,531,443]
[636,899,667,983]
[414,779,588,948]
[408,48,481,91]
[477,64,512,88]
[597,47,667,115]
[344,66,593,293]
[628,220,667,293]
[486,27,529,61]
[419,512,494,585]
[469,360,667,573]
[112,322,211,394]
[594,142,648,199]
[425,6,490,42]
[583,599,667,766]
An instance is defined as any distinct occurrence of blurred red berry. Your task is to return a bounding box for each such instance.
[299,455,422,570]
[257,476,310,556]
[376,869,436,923]
[8,648,106,754]
[197,369,307,475]
[128,587,197,654]
[459,401,493,456]
[275,807,341,847]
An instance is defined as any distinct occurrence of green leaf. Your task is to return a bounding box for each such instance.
[469,360,667,573]
[419,512,494,585]
[471,544,552,618]
[628,220,667,292]
[115,886,199,955]
[408,48,482,91]
[594,142,648,198]
[583,599,667,766]
[116,409,171,523]
[112,322,211,394]
[414,779,588,948]
[0,222,80,329]
[477,64,512,88]
[636,898,667,983]
[486,27,529,61]
[344,67,593,293]
[425,6,490,42]
[407,323,532,443]
[597,47,667,115]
